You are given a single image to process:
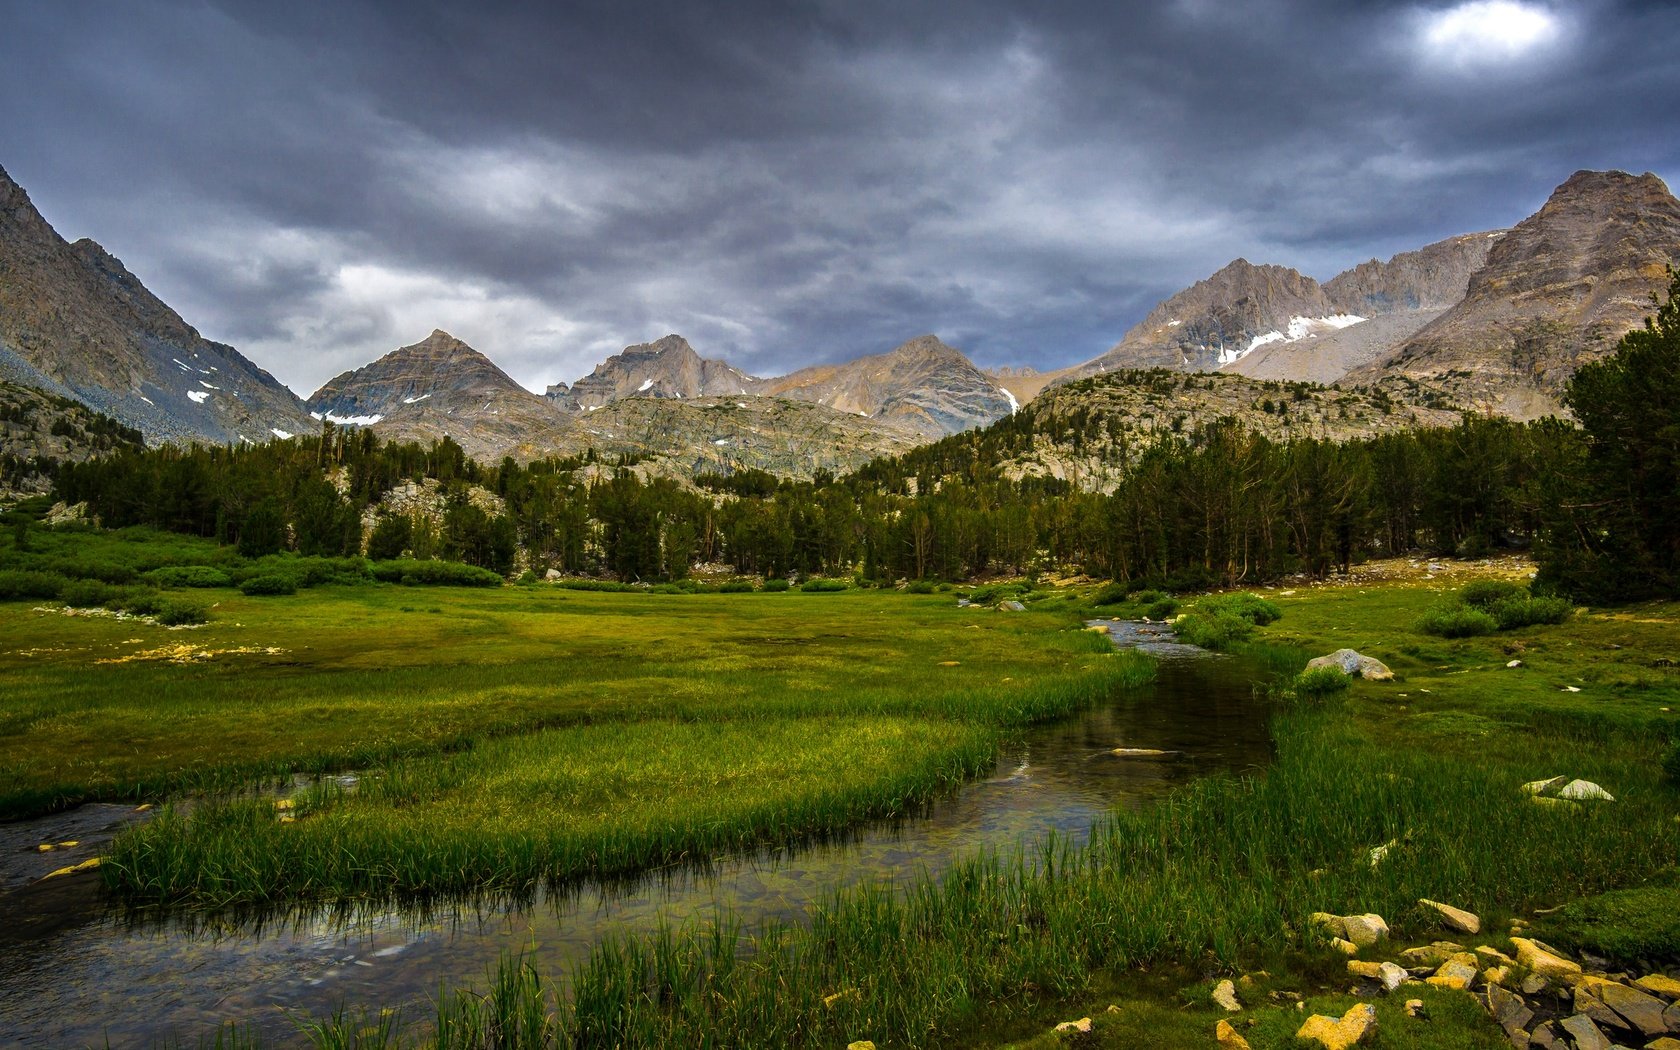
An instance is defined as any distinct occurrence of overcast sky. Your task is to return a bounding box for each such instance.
[3,0,1676,395]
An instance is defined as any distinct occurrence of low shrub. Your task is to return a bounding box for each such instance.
[1131,589,1166,606]
[156,599,210,626]
[800,578,848,593]
[58,579,118,607]
[1144,598,1179,620]
[1461,579,1524,608]
[1537,882,1680,965]
[551,578,633,592]
[1172,610,1253,650]
[1199,592,1282,626]
[0,569,63,602]
[760,578,791,592]
[968,582,1028,604]
[648,583,686,594]
[114,589,166,616]
[1415,603,1498,638]
[1490,595,1573,630]
[904,580,936,594]
[1090,582,1130,606]
[240,574,298,596]
[143,565,233,589]
[718,580,755,594]
[1290,665,1351,699]
[369,560,502,587]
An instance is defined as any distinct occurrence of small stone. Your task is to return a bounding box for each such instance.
[1596,981,1670,1037]
[1402,942,1467,968]
[1521,974,1550,996]
[1405,999,1426,1018]
[1341,914,1390,948]
[1574,988,1628,1032]
[1213,979,1242,1012]
[1644,1038,1680,1050]
[1560,1013,1612,1050]
[1485,965,1512,987]
[1421,898,1482,934]
[1331,937,1360,957]
[1528,1021,1562,1050]
[1215,1018,1252,1050]
[1349,961,1384,979]
[1668,1000,1680,1032]
[1110,747,1171,756]
[1378,962,1409,992]
[1311,912,1347,938]
[847,1043,876,1050]
[1053,1017,1092,1034]
[1508,659,1524,667]
[1530,796,1579,810]
[1296,1003,1378,1049]
[1522,776,1569,796]
[1633,976,1680,1000]
[1478,947,1518,967]
[1558,779,1615,802]
[1428,972,1474,991]
[1486,985,1536,1042]
[1514,937,1583,979]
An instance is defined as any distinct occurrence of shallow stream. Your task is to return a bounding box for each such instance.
[0,621,1271,1048]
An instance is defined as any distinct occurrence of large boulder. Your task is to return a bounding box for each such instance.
[1305,649,1394,681]
[1511,937,1582,978]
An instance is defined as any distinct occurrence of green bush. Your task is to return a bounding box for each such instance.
[1490,595,1573,630]
[1130,589,1166,606]
[968,582,1028,604]
[1290,666,1351,699]
[1172,610,1254,650]
[1144,598,1179,620]
[369,560,502,587]
[114,589,166,616]
[57,579,116,607]
[718,580,755,593]
[1537,882,1680,965]
[1090,582,1129,606]
[904,580,936,594]
[1460,579,1524,608]
[760,578,791,592]
[240,574,298,596]
[1198,592,1282,626]
[1415,603,1498,638]
[143,565,233,589]
[156,599,210,626]
[799,578,848,593]
[552,578,633,592]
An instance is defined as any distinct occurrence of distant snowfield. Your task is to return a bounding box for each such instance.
[402,393,432,404]
[1218,314,1367,366]
[186,390,209,404]
[309,410,384,426]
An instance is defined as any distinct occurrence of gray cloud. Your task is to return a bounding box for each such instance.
[2,0,1676,394]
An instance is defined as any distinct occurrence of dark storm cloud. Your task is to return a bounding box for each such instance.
[2,0,1676,393]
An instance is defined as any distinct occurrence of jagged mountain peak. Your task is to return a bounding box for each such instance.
[548,333,758,412]
[1339,167,1680,417]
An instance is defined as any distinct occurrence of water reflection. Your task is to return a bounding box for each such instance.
[0,634,1269,1049]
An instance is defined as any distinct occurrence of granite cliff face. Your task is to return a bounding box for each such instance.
[1323,231,1504,315]
[306,330,568,461]
[546,334,760,411]
[756,335,1016,437]
[0,164,315,445]
[1341,170,1680,417]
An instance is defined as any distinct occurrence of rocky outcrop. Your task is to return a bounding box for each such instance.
[1342,170,1680,418]
[547,334,760,412]
[1305,649,1394,681]
[1324,231,1504,316]
[0,379,144,487]
[758,335,1015,438]
[0,163,315,445]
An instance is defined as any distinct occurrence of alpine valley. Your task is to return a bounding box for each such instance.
[3,162,1679,484]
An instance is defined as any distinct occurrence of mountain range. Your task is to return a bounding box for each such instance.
[2,161,1677,481]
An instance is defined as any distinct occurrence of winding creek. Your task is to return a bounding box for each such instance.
[0,622,1272,1048]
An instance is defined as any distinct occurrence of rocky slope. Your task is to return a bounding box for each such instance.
[0,380,145,491]
[307,330,569,461]
[989,370,1461,493]
[547,334,760,411]
[1323,231,1505,315]
[756,334,1016,437]
[0,164,315,445]
[539,395,922,477]
[1341,170,1680,418]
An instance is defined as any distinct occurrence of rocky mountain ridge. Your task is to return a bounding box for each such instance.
[1340,169,1680,417]
[546,334,761,411]
[0,163,315,445]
